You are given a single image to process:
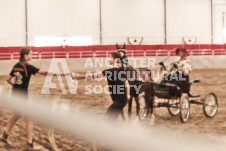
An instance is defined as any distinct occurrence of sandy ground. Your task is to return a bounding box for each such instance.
[0,69,226,150]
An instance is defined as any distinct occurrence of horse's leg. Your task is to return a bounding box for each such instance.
[128,97,133,120]
[144,93,150,117]
[142,82,155,124]
[150,96,155,119]
[134,95,140,116]
[121,110,126,122]
[150,95,154,115]
[147,87,155,124]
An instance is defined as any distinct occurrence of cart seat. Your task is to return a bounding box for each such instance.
[160,72,190,94]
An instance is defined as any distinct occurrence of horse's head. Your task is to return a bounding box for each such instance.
[116,43,126,50]
[116,43,127,59]
[116,43,131,71]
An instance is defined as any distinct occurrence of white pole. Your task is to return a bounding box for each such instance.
[0,92,224,151]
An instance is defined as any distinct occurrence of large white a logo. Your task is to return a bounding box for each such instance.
[41,59,78,94]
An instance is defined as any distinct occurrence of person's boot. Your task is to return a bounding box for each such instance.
[27,139,42,150]
[0,131,11,145]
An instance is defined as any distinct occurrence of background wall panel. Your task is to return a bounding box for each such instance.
[166,0,212,44]
[0,0,26,46]
[27,0,100,45]
[213,0,226,43]
[0,0,226,46]
[101,0,165,44]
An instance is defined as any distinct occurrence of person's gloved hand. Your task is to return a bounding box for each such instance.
[173,63,178,69]
[159,62,164,66]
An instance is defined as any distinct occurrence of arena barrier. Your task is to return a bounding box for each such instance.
[0,55,226,75]
[0,44,226,75]
[0,44,225,54]
[0,91,225,151]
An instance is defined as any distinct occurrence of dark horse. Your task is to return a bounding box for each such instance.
[116,44,155,120]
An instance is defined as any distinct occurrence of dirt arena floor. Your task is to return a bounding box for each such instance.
[0,69,226,150]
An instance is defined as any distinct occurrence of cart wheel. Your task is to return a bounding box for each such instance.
[203,93,218,118]
[168,99,180,116]
[180,94,190,123]
[138,95,149,121]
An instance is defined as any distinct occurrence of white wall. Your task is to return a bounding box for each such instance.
[166,0,212,44]
[0,0,226,46]
[101,0,165,44]
[0,0,26,46]
[213,0,226,43]
[27,0,100,45]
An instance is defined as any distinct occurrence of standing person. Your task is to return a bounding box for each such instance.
[74,52,130,122]
[159,47,192,92]
[0,48,67,149]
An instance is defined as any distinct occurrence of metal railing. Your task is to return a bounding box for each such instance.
[0,49,226,60]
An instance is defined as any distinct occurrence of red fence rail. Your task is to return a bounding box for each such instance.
[0,45,225,60]
[0,49,226,60]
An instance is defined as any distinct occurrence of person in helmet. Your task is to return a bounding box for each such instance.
[159,47,192,93]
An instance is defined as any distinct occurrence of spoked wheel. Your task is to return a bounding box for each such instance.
[138,95,149,121]
[180,94,190,123]
[203,93,218,118]
[168,98,180,116]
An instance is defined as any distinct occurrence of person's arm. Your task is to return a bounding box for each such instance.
[72,73,103,80]
[6,75,13,86]
[167,58,180,72]
[178,68,185,74]
[178,60,192,75]
[179,67,191,75]
[159,62,166,70]
[38,69,69,76]
[125,80,130,100]
[27,65,68,76]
